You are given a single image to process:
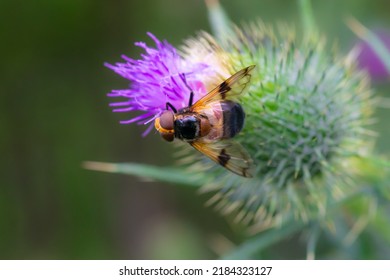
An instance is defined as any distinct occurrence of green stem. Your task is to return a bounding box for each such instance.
[306,223,321,260]
[221,219,304,259]
[205,0,232,43]
[298,0,317,37]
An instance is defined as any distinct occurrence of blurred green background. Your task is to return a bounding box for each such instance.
[0,0,389,259]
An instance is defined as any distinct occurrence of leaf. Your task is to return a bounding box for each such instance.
[83,161,209,188]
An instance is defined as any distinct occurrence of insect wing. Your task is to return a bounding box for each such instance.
[190,140,254,177]
[191,65,255,112]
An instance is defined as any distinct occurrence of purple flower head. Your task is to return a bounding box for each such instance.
[356,29,390,81]
[105,33,214,136]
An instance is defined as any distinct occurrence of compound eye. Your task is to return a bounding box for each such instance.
[161,132,174,142]
[159,110,174,130]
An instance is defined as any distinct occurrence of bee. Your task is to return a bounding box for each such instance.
[154,65,255,177]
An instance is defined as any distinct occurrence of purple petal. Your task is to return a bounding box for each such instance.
[105,32,217,136]
[356,29,390,80]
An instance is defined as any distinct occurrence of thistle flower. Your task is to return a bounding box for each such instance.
[356,29,390,81]
[105,32,218,135]
[102,6,379,234]
[177,22,376,231]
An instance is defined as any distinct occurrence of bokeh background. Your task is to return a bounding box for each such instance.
[1,0,389,259]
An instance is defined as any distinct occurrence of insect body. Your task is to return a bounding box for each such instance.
[154,65,255,177]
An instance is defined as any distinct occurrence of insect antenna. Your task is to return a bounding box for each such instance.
[166,102,177,113]
[188,91,194,107]
[180,73,194,107]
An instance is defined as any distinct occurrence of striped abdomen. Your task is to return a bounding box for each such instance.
[220,100,245,138]
[202,100,245,141]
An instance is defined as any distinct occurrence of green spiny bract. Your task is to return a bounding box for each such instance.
[181,22,375,231]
